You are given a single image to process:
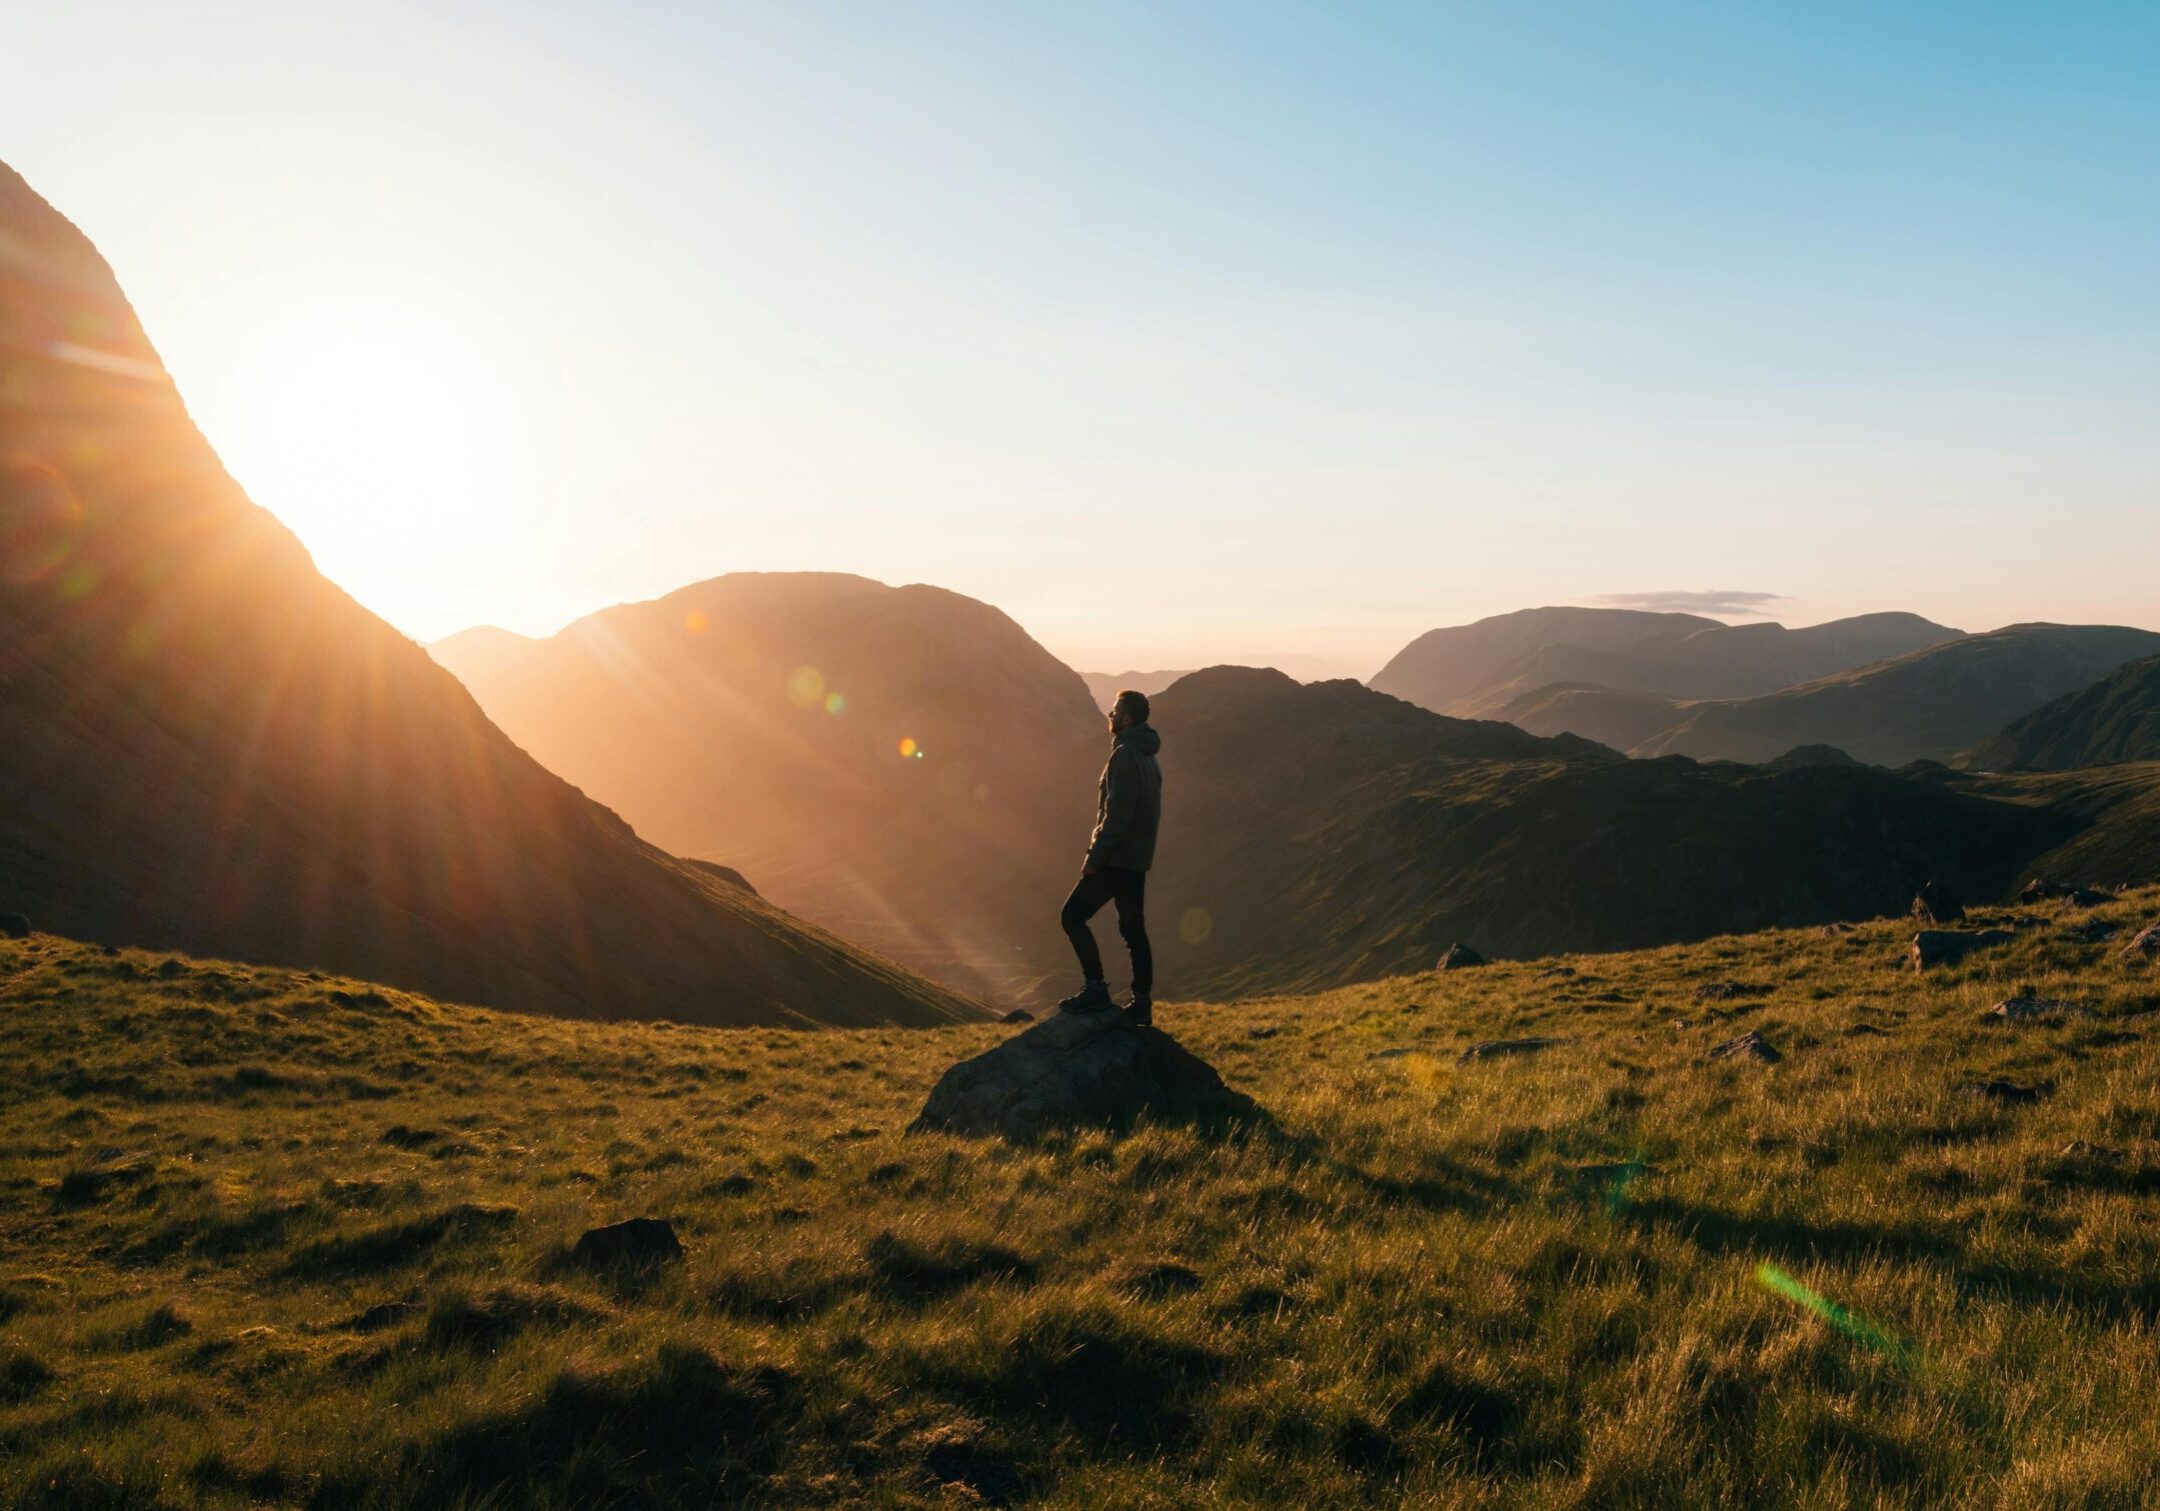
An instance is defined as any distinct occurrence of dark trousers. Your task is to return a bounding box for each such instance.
[1060,866,1152,996]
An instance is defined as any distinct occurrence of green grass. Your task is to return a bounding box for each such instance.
[3,895,2158,1507]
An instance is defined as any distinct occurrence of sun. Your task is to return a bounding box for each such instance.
[195,293,527,636]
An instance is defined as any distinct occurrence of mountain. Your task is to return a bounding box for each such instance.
[1964,655,2160,771]
[1370,606,1962,717]
[1490,681,1697,753]
[1142,667,2068,999]
[0,160,969,1028]
[433,574,1105,1006]
[1634,625,2160,767]
[1080,669,1194,709]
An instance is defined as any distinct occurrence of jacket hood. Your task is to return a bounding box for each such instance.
[1117,722,1161,756]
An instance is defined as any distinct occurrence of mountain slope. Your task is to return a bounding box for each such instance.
[1143,668,2068,999]
[1636,625,2160,767]
[1965,655,2160,771]
[433,573,1105,1006]
[1371,606,1961,717]
[0,160,969,1027]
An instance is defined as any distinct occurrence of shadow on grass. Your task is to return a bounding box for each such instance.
[311,1341,800,1509]
[1629,1195,2160,1325]
[280,1203,517,1281]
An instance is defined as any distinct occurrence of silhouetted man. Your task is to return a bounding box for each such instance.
[1059,688,1162,1025]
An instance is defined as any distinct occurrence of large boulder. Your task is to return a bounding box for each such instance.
[1910,929,2014,969]
[1436,943,1487,971]
[909,1013,1255,1139]
[1910,881,1964,925]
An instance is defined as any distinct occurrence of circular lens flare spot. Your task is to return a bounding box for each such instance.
[824,692,846,715]
[1179,908,1214,945]
[897,737,918,759]
[683,609,708,634]
[786,666,826,709]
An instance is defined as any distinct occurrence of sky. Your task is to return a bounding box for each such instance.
[6,1,2157,677]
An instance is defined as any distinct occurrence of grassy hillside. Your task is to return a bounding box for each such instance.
[6,892,2159,1506]
[1966,655,2160,772]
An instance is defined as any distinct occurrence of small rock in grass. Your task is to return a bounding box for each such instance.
[1437,943,1486,971]
[1708,1030,1781,1064]
[2122,923,2160,961]
[1986,994,2085,1023]
[570,1217,684,1271]
[1694,981,1766,1002]
[1458,1037,1564,1063]
[1961,1079,2042,1105]
[2059,1139,2120,1160]
[999,1009,1035,1025]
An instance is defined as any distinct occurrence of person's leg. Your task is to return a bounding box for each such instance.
[1110,868,1153,1002]
[1058,872,1115,1007]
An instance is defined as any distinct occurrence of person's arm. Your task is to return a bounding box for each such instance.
[1085,747,1138,872]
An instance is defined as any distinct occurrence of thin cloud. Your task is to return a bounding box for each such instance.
[1589,590,1788,617]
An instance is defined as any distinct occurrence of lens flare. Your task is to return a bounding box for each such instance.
[824,692,846,715]
[898,737,918,758]
[786,666,825,708]
[1180,907,1213,945]
[682,609,708,634]
[1755,1262,1910,1366]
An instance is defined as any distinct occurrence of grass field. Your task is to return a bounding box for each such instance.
[3,891,2158,1507]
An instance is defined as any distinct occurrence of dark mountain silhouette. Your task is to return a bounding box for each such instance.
[1080,670,1194,709]
[433,574,1105,1006]
[1371,606,1962,717]
[1144,667,2070,999]
[1633,625,2160,767]
[1964,655,2160,771]
[0,161,970,1028]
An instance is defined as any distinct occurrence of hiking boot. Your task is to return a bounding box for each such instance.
[1057,980,1114,1015]
[1120,997,1153,1028]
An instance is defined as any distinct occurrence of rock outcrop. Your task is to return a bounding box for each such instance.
[1911,929,2015,969]
[1437,944,1487,971]
[909,1012,1255,1139]
[1910,881,1965,925]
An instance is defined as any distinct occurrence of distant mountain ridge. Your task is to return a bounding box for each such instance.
[1370,606,1963,717]
[1631,624,2160,766]
[0,160,970,1029]
[1080,670,1194,710]
[1965,655,2160,771]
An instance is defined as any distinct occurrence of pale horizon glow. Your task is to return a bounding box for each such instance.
[7,2,2156,679]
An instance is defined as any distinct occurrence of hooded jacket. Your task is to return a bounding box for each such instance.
[1085,721,1163,873]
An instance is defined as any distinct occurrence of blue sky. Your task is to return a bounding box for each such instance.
[6,2,2155,673]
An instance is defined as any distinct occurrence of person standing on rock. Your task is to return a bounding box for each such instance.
[1058,689,1162,1025]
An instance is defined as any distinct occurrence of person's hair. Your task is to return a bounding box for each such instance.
[1114,689,1150,722]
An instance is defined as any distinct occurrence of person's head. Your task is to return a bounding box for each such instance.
[1109,688,1149,734]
